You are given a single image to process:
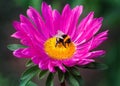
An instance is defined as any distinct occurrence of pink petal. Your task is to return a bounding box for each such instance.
[75,17,103,44]
[60,4,71,33]
[13,48,31,58]
[20,14,45,42]
[58,64,66,72]
[89,30,108,50]
[12,21,21,31]
[22,48,33,57]
[41,2,55,36]
[20,38,32,47]
[73,12,94,42]
[32,56,40,64]
[39,58,49,70]
[20,22,44,45]
[77,59,95,65]
[87,50,106,59]
[11,31,25,39]
[77,30,108,51]
[27,7,49,39]
[52,9,61,34]
[63,58,78,67]
[68,6,83,39]
[48,62,56,72]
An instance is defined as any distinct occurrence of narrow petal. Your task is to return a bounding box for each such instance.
[87,50,106,59]
[63,58,77,67]
[75,17,103,44]
[77,30,108,51]
[20,22,44,45]
[11,31,24,39]
[77,59,95,65]
[76,37,94,53]
[89,30,108,50]
[27,7,49,39]
[48,62,56,72]
[58,64,66,72]
[41,2,55,36]
[61,5,83,37]
[12,21,24,32]
[20,38,32,47]
[20,15,45,42]
[52,9,61,34]
[68,6,83,39]
[62,4,71,16]
[32,56,40,64]
[13,48,31,58]
[39,58,49,70]
[22,48,33,57]
[60,4,71,33]
[73,12,94,42]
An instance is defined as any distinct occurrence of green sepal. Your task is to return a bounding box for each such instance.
[38,70,49,80]
[65,71,80,86]
[20,65,40,86]
[46,73,54,86]
[58,69,65,83]
[67,67,80,76]
[7,44,26,51]
[81,62,108,70]
[26,60,34,67]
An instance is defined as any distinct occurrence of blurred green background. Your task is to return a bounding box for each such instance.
[0,0,120,86]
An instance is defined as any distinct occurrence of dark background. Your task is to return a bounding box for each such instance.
[0,0,120,86]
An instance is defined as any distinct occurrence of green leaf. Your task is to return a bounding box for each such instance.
[46,73,54,86]
[7,44,26,51]
[82,62,108,70]
[65,72,80,86]
[38,70,49,80]
[68,67,80,76]
[27,81,37,86]
[74,76,83,86]
[58,69,65,83]
[26,60,34,67]
[20,65,40,86]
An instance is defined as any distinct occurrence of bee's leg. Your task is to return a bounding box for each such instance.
[62,42,66,48]
[68,43,69,46]
[55,39,58,47]
[55,43,57,47]
[65,39,71,46]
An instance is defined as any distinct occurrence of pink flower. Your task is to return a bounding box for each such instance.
[11,2,108,72]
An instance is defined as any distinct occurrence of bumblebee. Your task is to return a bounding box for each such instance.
[55,30,71,48]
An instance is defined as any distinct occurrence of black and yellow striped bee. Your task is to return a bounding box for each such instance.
[55,30,71,48]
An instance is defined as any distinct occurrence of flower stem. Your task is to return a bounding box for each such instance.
[60,81,66,86]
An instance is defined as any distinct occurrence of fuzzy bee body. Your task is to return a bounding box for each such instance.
[55,31,71,48]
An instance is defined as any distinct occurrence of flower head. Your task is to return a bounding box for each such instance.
[11,2,108,72]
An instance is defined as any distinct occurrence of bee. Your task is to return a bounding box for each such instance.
[55,30,71,48]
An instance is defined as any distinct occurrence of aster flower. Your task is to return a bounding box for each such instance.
[11,2,108,72]
[9,2,108,86]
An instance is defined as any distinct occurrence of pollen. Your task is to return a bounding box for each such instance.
[44,37,76,60]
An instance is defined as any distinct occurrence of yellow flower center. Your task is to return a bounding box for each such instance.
[44,37,76,60]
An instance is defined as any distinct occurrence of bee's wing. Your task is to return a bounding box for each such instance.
[57,30,64,35]
[55,30,64,39]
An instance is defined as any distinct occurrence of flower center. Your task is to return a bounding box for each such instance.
[44,37,76,60]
